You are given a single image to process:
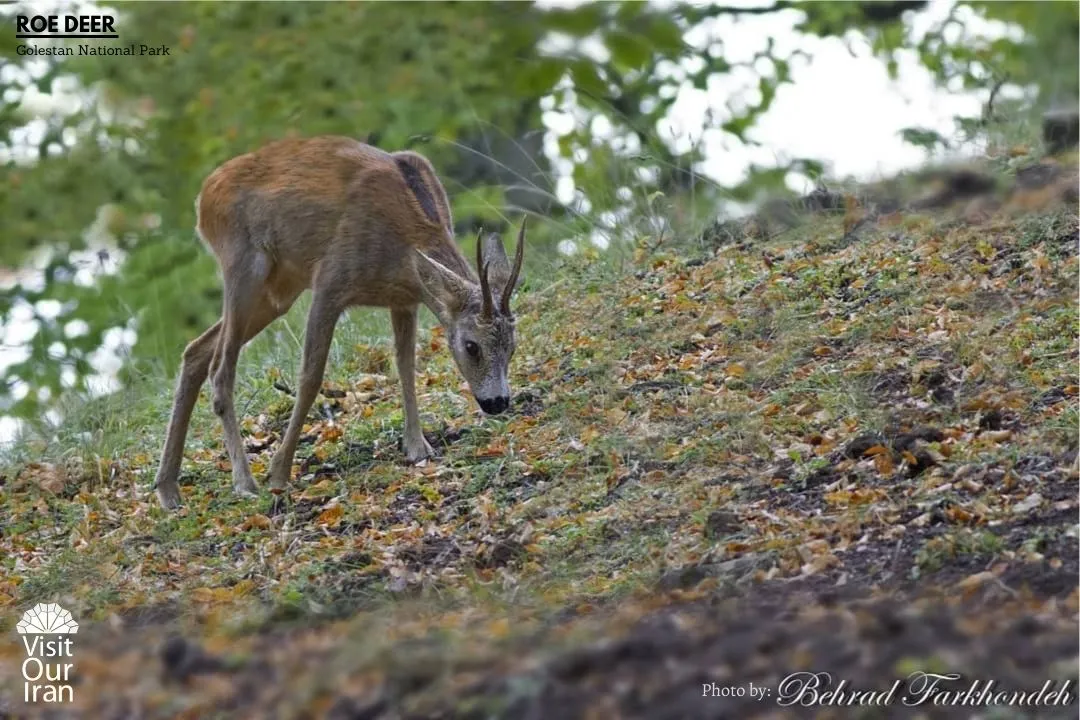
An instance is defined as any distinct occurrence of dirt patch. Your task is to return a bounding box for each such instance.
[428,425,477,449]
[473,538,527,570]
[496,470,548,503]
[396,535,462,574]
[13,568,1075,720]
[512,388,545,417]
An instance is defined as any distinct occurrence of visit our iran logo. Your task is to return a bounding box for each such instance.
[17,603,78,703]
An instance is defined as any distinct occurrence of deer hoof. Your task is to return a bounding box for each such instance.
[233,475,258,497]
[266,459,291,492]
[404,436,434,463]
[156,482,182,510]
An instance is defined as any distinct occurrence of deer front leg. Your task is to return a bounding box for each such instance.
[391,306,433,462]
[268,292,341,491]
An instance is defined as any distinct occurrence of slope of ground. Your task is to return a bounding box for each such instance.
[1,154,1077,719]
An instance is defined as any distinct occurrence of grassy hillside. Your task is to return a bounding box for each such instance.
[1,151,1077,719]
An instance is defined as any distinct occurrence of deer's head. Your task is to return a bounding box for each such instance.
[416,219,526,415]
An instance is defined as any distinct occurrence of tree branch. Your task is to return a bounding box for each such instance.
[680,2,792,21]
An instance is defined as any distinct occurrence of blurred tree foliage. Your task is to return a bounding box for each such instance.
[0,0,1075,419]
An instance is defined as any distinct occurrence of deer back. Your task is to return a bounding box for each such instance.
[195,136,473,307]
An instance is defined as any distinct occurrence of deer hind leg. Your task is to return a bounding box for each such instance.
[268,288,342,492]
[154,320,221,510]
[391,306,433,462]
[154,288,295,509]
[211,250,272,496]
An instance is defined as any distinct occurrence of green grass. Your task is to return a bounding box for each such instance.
[1,146,1077,716]
[914,530,1007,575]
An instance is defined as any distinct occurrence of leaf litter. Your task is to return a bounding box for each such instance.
[0,157,1077,718]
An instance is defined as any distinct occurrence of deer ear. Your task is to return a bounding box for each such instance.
[415,250,473,319]
[482,233,523,295]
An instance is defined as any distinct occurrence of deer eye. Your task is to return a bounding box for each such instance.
[464,341,481,359]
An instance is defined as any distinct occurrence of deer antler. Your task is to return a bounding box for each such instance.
[476,228,494,320]
[500,216,526,316]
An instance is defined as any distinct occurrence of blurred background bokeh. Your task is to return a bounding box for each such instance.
[0,0,1076,442]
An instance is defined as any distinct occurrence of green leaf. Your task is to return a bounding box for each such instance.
[518,57,567,95]
[642,17,684,55]
[605,30,652,70]
[542,6,607,36]
[899,127,950,150]
[571,59,608,97]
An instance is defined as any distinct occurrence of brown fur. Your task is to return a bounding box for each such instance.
[154,135,526,509]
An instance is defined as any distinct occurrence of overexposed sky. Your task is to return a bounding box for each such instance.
[689,0,1002,187]
[540,0,1005,197]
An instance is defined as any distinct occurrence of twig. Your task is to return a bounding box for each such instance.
[646,219,669,253]
[983,73,1010,125]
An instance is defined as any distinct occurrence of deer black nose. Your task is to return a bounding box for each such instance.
[478,396,510,415]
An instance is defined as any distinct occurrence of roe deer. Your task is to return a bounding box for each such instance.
[153,135,526,510]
